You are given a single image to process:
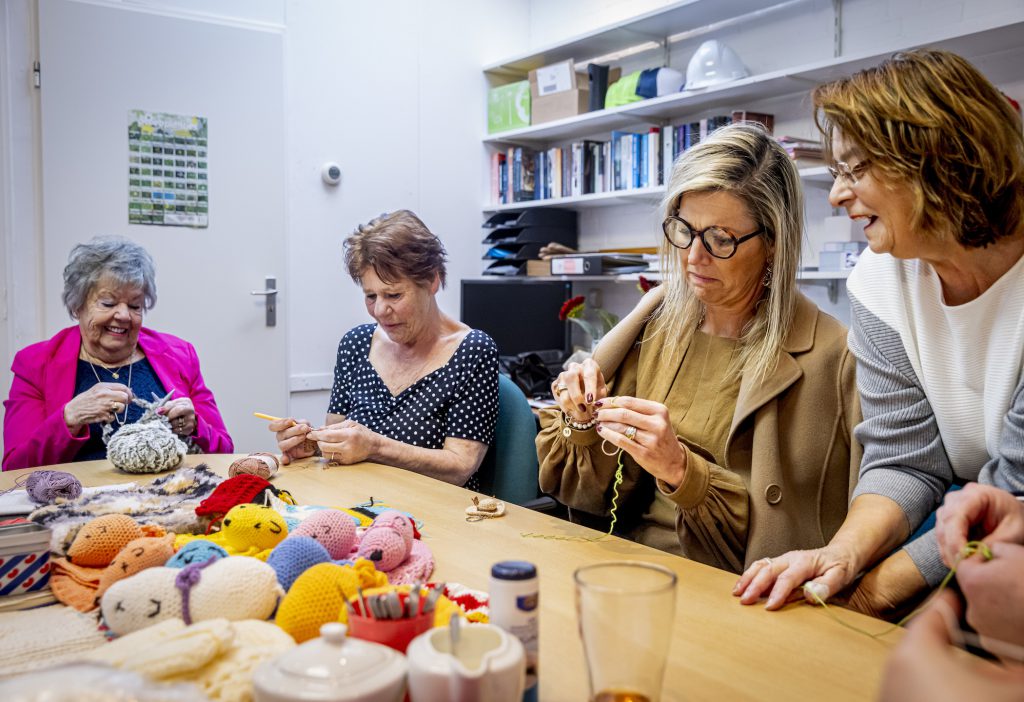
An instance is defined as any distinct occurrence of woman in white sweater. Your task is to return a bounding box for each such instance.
[736,49,1024,617]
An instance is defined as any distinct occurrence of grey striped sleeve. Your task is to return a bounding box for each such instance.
[848,296,952,586]
[978,378,1024,494]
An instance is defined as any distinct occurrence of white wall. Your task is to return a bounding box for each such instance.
[283,0,529,422]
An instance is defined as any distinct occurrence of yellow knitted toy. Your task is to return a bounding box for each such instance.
[275,560,388,643]
[175,504,288,561]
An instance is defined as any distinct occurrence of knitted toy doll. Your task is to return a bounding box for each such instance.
[166,540,228,568]
[49,514,169,612]
[355,510,434,585]
[194,474,295,525]
[274,561,388,643]
[175,504,289,560]
[266,536,333,592]
[100,556,283,637]
[288,509,357,560]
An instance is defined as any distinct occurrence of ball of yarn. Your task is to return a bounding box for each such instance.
[25,470,82,504]
[107,422,187,474]
[228,453,279,480]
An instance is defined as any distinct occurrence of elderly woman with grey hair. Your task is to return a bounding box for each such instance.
[3,236,232,470]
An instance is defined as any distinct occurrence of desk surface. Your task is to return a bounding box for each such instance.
[1,455,898,701]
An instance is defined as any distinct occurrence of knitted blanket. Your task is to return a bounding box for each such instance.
[0,605,108,677]
[29,465,224,555]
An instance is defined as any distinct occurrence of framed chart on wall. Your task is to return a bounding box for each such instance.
[127,110,209,227]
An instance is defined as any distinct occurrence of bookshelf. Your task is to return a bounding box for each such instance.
[480,2,1024,320]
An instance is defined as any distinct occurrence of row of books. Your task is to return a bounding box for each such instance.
[490,110,779,205]
[491,129,663,204]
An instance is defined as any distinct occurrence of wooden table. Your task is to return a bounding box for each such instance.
[1,455,899,701]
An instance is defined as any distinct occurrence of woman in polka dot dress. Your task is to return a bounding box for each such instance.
[269,210,498,489]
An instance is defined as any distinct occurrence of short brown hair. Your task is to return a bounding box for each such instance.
[344,210,448,288]
[813,49,1024,248]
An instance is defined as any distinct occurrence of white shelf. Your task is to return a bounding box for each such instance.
[484,0,786,77]
[483,21,1024,145]
[472,269,849,284]
[483,186,664,213]
[483,167,830,212]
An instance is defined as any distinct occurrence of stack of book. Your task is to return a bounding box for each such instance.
[776,136,825,166]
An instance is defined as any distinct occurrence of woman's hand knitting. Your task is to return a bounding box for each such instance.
[158,397,197,437]
[552,358,607,424]
[936,483,1024,567]
[270,417,316,465]
[307,420,378,465]
[63,382,133,432]
[593,395,687,487]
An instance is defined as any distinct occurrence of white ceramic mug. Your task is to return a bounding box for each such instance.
[406,622,525,702]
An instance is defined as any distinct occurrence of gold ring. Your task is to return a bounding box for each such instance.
[624,425,637,441]
[555,384,569,395]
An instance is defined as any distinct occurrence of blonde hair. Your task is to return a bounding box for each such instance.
[813,49,1024,248]
[344,210,448,287]
[655,123,802,382]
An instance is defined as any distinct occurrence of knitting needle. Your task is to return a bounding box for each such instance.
[253,412,296,427]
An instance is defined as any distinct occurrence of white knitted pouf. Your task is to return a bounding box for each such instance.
[107,422,187,474]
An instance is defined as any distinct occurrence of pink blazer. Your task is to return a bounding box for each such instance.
[3,326,233,471]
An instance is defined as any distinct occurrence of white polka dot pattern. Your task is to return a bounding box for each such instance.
[327,325,499,490]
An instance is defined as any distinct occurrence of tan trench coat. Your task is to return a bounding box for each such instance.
[537,286,862,573]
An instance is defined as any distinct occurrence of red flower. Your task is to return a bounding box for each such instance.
[638,275,662,293]
[558,295,585,320]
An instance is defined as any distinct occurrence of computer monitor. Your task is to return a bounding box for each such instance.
[460,279,571,358]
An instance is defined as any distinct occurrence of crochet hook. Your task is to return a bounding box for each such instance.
[253,412,296,427]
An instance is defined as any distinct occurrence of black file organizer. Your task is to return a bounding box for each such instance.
[481,209,578,276]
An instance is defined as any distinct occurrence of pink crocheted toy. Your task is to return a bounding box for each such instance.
[355,510,433,584]
[289,509,357,560]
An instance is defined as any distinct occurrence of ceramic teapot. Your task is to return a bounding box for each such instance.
[406,621,525,702]
[253,622,407,702]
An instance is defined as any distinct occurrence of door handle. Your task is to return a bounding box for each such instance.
[250,276,278,327]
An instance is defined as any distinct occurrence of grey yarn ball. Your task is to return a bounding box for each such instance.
[107,422,187,473]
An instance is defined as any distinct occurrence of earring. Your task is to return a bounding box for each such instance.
[762,263,773,288]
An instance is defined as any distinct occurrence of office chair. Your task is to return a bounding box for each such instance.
[476,374,556,510]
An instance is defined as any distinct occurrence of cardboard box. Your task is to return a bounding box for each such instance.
[488,80,531,134]
[526,259,552,277]
[529,60,589,125]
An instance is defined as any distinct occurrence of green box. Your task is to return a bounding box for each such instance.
[488,80,531,134]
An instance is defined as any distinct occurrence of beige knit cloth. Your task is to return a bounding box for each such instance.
[84,618,295,702]
[0,605,108,678]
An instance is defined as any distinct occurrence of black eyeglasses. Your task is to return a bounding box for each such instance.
[662,216,764,259]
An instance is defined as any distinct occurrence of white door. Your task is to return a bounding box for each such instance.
[37,0,287,452]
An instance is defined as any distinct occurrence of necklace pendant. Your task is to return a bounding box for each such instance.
[111,371,119,379]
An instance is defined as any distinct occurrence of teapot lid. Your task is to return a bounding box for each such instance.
[254,623,407,701]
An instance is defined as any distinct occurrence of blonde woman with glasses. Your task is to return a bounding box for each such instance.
[537,123,861,573]
[737,50,1024,619]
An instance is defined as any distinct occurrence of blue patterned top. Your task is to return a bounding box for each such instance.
[328,324,499,489]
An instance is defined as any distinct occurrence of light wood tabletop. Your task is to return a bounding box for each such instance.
[1,455,899,701]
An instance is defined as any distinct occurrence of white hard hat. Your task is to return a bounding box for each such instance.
[685,40,749,90]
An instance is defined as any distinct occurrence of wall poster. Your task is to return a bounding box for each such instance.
[128,110,208,227]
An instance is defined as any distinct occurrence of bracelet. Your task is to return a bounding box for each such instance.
[562,412,597,432]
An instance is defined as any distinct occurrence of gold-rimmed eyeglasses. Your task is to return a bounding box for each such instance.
[827,159,871,186]
[662,216,763,259]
